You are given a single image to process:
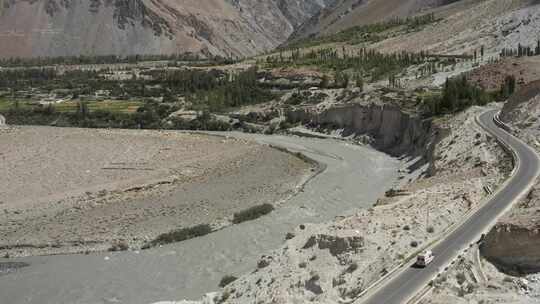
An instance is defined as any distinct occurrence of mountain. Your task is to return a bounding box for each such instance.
[291,0,464,40]
[0,0,337,59]
[1,0,532,59]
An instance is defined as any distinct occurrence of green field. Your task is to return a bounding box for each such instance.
[0,99,143,114]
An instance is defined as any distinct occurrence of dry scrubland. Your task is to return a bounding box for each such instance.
[0,126,314,257]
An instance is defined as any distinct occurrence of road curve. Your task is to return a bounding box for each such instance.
[360,109,540,304]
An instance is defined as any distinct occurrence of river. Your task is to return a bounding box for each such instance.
[0,133,400,304]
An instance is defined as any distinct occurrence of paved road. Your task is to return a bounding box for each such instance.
[0,134,400,304]
[361,109,540,304]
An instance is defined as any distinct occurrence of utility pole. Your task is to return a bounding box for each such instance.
[426,207,429,231]
[425,193,430,231]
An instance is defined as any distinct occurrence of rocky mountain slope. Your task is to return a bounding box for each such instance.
[291,0,465,40]
[288,0,540,62]
[1,0,527,59]
[0,0,337,58]
[373,0,540,56]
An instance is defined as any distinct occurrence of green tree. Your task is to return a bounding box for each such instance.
[355,74,364,91]
[77,101,89,118]
[320,74,330,88]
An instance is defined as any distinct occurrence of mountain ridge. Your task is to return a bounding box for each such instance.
[0,0,338,58]
[1,0,536,59]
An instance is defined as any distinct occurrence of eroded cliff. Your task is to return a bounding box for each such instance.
[286,102,435,158]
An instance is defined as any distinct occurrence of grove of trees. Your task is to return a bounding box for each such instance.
[424,75,517,116]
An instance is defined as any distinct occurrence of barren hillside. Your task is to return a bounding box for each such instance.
[0,0,336,58]
[291,0,468,40]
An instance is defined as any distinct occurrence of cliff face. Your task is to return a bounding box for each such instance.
[481,223,540,275]
[0,0,337,58]
[286,103,433,157]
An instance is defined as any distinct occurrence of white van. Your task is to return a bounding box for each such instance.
[416,250,434,267]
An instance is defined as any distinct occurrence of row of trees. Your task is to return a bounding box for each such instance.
[264,47,438,81]
[3,99,180,129]
[0,53,236,68]
[500,41,540,58]
[2,99,235,132]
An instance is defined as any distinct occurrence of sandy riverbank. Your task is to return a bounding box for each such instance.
[0,126,314,256]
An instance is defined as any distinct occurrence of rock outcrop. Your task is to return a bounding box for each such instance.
[481,223,540,275]
[302,233,364,257]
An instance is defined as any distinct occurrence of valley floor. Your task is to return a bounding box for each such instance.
[0,131,400,304]
[0,126,313,256]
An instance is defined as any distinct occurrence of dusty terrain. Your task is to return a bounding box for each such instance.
[0,126,314,257]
